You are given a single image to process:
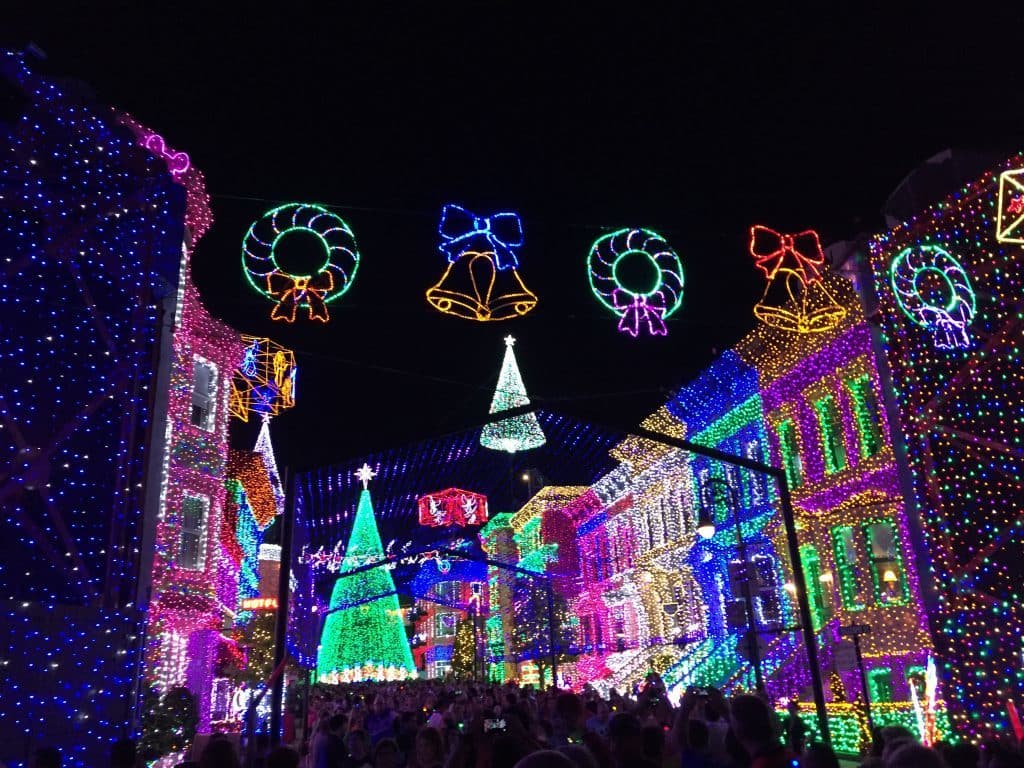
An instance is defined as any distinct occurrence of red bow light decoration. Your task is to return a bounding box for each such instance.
[267,271,334,323]
[750,225,826,284]
[749,224,846,334]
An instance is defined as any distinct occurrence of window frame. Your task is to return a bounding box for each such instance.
[190,356,219,432]
[178,494,210,571]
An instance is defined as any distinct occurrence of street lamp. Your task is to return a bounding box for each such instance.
[697,475,765,693]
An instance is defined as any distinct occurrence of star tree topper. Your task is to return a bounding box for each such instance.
[354,463,377,489]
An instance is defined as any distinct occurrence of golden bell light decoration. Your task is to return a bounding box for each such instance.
[425,204,538,322]
[749,225,846,334]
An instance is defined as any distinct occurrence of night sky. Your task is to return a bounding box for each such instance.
[9,6,1023,471]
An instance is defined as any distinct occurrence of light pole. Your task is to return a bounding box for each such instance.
[696,475,766,694]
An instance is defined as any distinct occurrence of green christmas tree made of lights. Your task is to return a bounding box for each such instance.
[316,464,417,683]
[480,335,546,453]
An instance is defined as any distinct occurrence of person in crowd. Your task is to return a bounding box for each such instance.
[802,742,839,768]
[372,738,401,768]
[410,725,445,768]
[341,729,372,768]
[607,712,658,768]
[513,752,576,768]
[728,694,794,768]
[265,746,300,768]
[781,700,807,756]
[311,713,346,768]
[199,737,241,768]
[883,743,946,768]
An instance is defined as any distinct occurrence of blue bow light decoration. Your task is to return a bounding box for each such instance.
[438,204,524,271]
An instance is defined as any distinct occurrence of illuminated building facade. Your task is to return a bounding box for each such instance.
[862,154,1024,739]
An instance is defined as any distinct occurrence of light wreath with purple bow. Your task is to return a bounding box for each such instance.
[587,227,684,337]
[242,203,360,323]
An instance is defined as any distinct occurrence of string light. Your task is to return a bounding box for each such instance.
[228,336,297,422]
[480,336,546,453]
[586,228,684,337]
[868,153,1024,740]
[889,245,976,350]
[242,203,360,323]
[426,204,538,321]
[317,470,417,684]
[749,225,846,334]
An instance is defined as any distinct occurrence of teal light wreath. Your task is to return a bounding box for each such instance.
[587,228,684,338]
[242,203,360,323]
[889,244,976,350]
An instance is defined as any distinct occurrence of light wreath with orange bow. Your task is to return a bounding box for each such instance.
[749,224,846,334]
[242,203,360,322]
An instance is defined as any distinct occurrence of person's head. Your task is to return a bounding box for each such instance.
[32,747,60,768]
[946,741,980,768]
[373,738,401,768]
[686,719,709,752]
[346,730,370,761]
[729,694,779,754]
[980,740,1024,768]
[555,692,584,730]
[607,712,644,762]
[111,739,137,768]
[199,739,240,768]
[558,745,598,768]
[328,712,346,735]
[803,742,840,768]
[884,743,946,768]
[266,746,300,768]
[641,724,664,759]
[513,751,574,768]
[415,725,445,764]
[372,695,387,714]
[787,699,800,716]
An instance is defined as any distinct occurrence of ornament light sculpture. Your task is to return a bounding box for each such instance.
[426,204,538,321]
[480,336,546,453]
[242,203,360,322]
[749,225,846,334]
[587,228,684,337]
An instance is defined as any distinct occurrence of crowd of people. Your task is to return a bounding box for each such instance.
[180,674,1024,768]
[24,675,1024,768]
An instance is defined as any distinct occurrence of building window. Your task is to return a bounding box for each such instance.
[752,554,783,626]
[178,495,209,570]
[866,522,907,604]
[868,667,894,702]
[433,659,451,678]
[777,420,803,488]
[434,581,460,605]
[814,395,847,474]
[831,526,866,611]
[743,440,767,505]
[799,545,831,631]
[847,374,883,459]
[191,357,218,431]
[434,612,455,638]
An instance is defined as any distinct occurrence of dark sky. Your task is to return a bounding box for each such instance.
[10,5,1023,470]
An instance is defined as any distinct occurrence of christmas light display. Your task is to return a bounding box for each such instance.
[229,335,298,422]
[121,111,246,736]
[868,154,1024,739]
[242,203,360,322]
[417,488,489,527]
[426,204,538,321]
[586,228,684,337]
[480,336,547,453]
[749,225,846,334]
[995,168,1024,243]
[317,466,417,683]
[0,52,191,766]
[889,245,976,350]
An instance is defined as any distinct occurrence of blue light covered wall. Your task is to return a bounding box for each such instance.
[0,51,184,767]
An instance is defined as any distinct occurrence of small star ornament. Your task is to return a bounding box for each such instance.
[354,462,377,489]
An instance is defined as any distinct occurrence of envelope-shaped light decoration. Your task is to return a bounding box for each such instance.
[996,169,1024,244]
